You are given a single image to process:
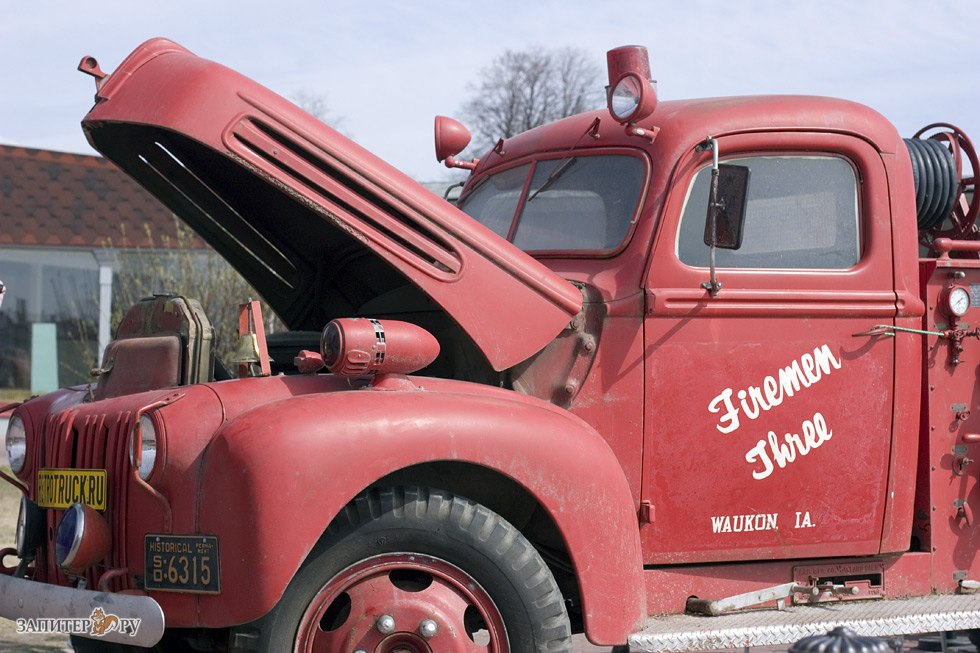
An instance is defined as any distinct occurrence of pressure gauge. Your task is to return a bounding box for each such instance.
[942,286,971,317]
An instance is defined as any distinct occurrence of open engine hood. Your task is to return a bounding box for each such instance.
[80,39,582,371]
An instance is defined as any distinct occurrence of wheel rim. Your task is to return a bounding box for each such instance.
[295,553,509,653]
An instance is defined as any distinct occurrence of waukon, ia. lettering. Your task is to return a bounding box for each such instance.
[709,510,816,534]
[708,345,842,435]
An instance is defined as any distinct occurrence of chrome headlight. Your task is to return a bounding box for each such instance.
[5,415,26,474]
[129,413,158,481]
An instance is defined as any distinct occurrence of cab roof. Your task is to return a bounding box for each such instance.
[469,94,901,179]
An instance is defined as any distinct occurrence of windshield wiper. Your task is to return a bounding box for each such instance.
[527,157,577,202]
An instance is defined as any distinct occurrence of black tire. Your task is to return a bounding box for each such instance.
[241,486,572,652]
[968,629,980,652]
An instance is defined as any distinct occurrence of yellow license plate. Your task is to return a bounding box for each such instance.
[36,469,107,510]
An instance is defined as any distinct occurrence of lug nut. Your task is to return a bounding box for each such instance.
[418,619,438,639]
[377,614,396,634]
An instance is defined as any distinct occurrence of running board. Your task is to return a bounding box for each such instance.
[629,593,980,652]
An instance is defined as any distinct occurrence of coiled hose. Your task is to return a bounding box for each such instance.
[904,137,958,230]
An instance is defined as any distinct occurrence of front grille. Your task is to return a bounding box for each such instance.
[36,409,133,592]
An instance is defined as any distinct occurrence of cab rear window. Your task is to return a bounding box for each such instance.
[458,154,646,253]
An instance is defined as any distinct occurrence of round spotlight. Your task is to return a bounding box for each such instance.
[54,503,110,575]
[15,496,44,558]
[608,72,658,125]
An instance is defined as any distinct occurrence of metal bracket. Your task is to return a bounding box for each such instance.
[686,582,818,616]
[955,498,974,526]
[852,324,945,338]
[953,445,974,475]
[699,137,723,298]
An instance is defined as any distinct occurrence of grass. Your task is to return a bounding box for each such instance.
[0,389,32,404]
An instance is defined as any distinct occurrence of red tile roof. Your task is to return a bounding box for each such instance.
[0,145,204,249]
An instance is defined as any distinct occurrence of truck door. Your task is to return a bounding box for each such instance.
[641,131,899,564]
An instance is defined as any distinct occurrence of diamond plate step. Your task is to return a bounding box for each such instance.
[629,594,980,652]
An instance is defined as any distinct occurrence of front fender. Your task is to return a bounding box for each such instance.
[196,384,644,643]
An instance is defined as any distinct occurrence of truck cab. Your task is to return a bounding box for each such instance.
[448,72,924,568]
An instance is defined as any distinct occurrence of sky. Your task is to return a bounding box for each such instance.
[2,0,980,182]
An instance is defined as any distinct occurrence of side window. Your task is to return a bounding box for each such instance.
[677,156,860,269]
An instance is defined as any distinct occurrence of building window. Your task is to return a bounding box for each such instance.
[0,247,100,391]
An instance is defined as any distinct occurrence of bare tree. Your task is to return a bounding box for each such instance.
[292,89,346,132]
[63,220,283,383]
[460,46,604,149]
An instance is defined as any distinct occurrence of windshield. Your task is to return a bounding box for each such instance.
[457,153,646,253]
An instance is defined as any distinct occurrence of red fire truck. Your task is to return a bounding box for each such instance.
[2,39,980,652]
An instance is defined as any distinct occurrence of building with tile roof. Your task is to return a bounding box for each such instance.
[0,145,205,392]
[0,145,189,249]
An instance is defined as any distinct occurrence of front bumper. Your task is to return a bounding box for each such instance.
[0,573,164,646]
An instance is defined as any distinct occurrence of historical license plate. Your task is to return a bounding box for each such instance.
[36,469,107,510]
[144,534,220,594]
